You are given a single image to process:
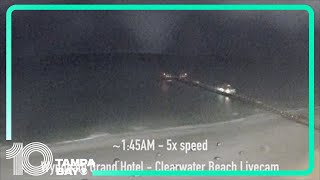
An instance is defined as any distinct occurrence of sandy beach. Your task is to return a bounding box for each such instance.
[1,110,319,180]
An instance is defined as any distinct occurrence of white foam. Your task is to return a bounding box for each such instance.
[55,132,111,145]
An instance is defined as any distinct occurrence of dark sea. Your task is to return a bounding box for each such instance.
[1,52,318,144]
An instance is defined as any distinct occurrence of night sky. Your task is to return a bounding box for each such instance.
[11,10,308,56]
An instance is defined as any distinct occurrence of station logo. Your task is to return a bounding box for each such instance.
[6,142,53,176]
[6,142,95,176]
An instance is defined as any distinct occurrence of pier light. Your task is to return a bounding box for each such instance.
[216,84,236,95]
[179,72,188,79]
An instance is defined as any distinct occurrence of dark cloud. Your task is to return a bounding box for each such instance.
[11,10,308,58]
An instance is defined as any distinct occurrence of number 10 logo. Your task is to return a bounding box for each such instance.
[6,142,53,176]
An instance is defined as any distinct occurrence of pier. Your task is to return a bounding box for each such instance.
[161,73,317,130]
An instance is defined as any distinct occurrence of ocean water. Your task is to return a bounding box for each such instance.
[2,53,316,144]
